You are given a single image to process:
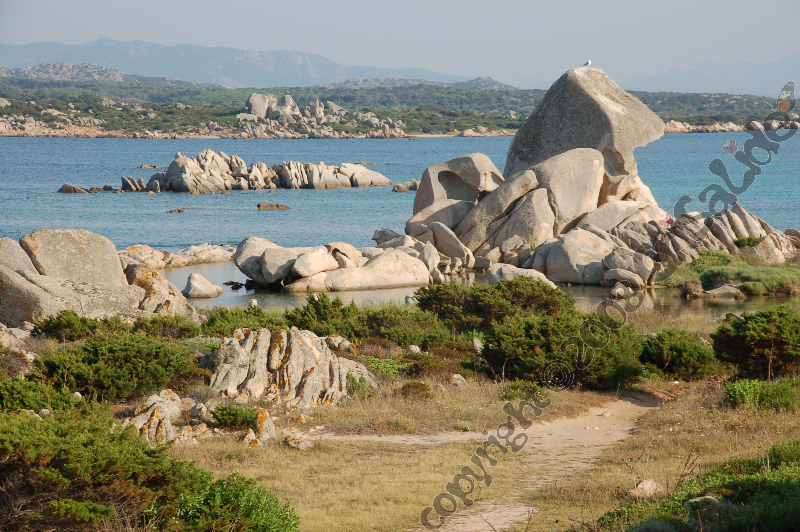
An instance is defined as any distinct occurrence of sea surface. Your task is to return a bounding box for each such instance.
[1,132,799,251]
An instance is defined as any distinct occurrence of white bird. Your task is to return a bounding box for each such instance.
[583,60,592,67]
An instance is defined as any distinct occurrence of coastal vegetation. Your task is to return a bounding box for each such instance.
[3,275,800,530]
[0,76,780,136]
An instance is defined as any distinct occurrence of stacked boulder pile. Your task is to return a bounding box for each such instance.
[396,67,798,289]
[0,230,201,327]
[119,243,236,269]
[240,93,406,140]
[145,149,392,194]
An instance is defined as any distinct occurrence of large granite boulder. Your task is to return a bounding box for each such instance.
[338,163,393,187]
[262,248,303,285]
[455,169,539,251]
[285,249,429,292]
[532,148,604,234]
[182,273,223,298]
[292,247,340,278]
[233,237,283,286]
[18,229,128,288]
[245,93,277,119]
[504,67,665,179]
[490,188,555,250]
[124,264,199,320]
[485,264,556,288]
[543,228,613,285]
[0,238,37,274]
[413,153,503,217]
[0,264,144,327]
[575,200,654,232]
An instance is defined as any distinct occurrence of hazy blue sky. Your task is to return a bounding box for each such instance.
[1,0,798,87]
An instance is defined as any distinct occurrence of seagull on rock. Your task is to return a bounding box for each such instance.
[583,60,592,67]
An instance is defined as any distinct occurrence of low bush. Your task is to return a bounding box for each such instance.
[132,315,200,339]
[35,310,127,342]
[212,404,258,431]
[700,265,800,295]
[357,355,409,381]
[0,402,298,532]
[34,332,196,401]
[0,378,84,412]
[397,380,432,400]
[346,373,375,399]
[593,438,800,532]
[735,236,764,248]
[640,329,718,380]
[175,473,299,532]
[398,352,450,378]
[499,379,543,401]
[712,305,800,379]
[739,281,768,296]
[200,306,288,337]
[725,377,800,412]
[482,311,644,389]
[284,294,368,339]
[416,276,575,334]
[657,250,738,287]
[0,349,29,381]
[365,305,450,348]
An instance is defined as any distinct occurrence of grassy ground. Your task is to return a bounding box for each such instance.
[515,381,800,532]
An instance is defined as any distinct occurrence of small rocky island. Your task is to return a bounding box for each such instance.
[59,149,394,194]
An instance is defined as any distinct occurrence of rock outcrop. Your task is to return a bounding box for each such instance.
[0,229,204,327]
[140,150,393,194]
[397,67,795,288]
[208,327,376,408]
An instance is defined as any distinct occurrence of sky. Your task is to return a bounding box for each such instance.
[1,0,799,87]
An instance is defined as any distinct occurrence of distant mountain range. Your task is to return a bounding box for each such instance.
[622,52,800,97]
[0,61,211,88]
[0,38,469,88]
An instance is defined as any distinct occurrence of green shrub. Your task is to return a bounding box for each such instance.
[735,236,763,248]
[346,373,375,399]
[482,311,643,389]
[712,305,800,379]
[0,378,84,412]
[201,306,288,337]
[133,315,200,339]
[656,250,737,287]
[740,281,768,296]
[725,378,800,412]
[768,439,800,469]
[640,329,718,380]
[34,332,195,401]
[175,473,299,532]
[357,355,409,381]
[35,310,128,342]
[416,276,574,334]
[365,305,450,348]
[499,379,544,401]
[397,380,432,400]
[284,294,368,339]
[0,403,298,532]
[700,266,800,294]
[212,404,258,431]
[398,352,450,378]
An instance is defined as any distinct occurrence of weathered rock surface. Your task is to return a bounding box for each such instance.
[209,327,376,408]
[543,228,613,284]
[19,229,128,288]
[485,264,556,288]
[413,153,504,215]
[182,273,223,298]
[504,67,664,179]
[234,237,283,286]
[0,238,37,274]
[286,249,430,292]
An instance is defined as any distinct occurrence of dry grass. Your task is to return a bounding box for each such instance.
[170,381,612,532]
[516,380,800,532]
[312,379,609,436]
[173,434,523,532]
[626,308,722,338]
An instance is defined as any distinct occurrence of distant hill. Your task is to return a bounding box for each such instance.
[452,77,517,90]
[622,52,800,97]
[0,38,468,88]
[0,61,212,88]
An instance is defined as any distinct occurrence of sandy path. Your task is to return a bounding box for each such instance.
[321,391,660,531]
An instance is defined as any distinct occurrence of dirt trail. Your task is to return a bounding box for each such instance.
[322,391,660,531]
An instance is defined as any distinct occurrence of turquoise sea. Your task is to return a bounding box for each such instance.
[0,133,799,250]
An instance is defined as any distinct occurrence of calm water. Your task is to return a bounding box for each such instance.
[1,133,799,251]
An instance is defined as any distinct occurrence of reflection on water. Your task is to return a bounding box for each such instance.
[162,261,797,316]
